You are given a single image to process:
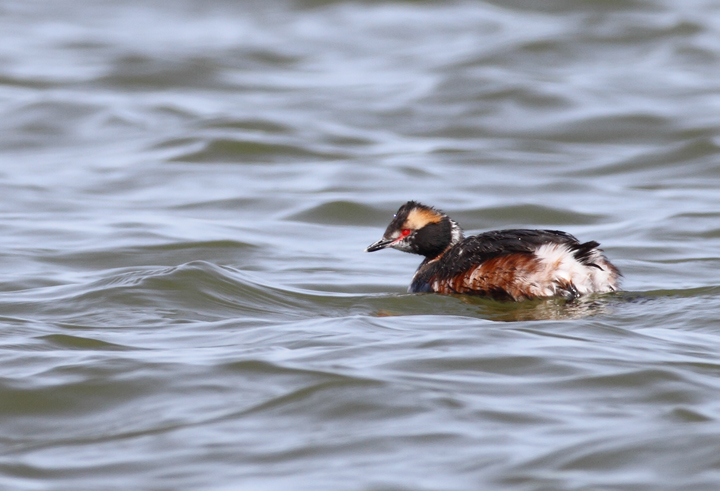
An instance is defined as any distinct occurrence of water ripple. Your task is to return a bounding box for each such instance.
[3,0,720,489]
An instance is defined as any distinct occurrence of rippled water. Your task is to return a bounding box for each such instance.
[3,0,720,489]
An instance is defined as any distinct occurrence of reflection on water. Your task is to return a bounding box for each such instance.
[374,294,619,322]
[466,294,617,322]
[2,0,720,490]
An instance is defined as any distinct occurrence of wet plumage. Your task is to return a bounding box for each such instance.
[366,201,621,301]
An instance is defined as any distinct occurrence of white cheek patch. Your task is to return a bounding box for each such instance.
[391,237,414,252]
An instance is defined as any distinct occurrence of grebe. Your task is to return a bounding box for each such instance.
[365,201,621,301]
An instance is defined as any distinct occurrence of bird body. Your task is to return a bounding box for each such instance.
[366,201,621,301]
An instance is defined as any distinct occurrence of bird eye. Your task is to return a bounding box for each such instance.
[401,229,411,236]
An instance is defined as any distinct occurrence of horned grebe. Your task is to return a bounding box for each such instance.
[365,201,621,301]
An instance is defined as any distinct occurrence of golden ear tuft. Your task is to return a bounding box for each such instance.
[404,207,442,230]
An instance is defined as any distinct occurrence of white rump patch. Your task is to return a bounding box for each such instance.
[530,243,619,297]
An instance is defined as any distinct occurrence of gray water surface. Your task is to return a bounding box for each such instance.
[2,0,720,490]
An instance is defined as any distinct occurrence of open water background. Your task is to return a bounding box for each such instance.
[2,0,720,489]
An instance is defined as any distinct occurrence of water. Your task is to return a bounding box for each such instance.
[2,0,720,489]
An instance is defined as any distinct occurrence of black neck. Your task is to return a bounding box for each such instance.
[412,217,454,259]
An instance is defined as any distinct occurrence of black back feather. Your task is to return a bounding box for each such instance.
[413,229,593,288]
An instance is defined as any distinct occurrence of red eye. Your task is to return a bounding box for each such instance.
[401,229,411,236]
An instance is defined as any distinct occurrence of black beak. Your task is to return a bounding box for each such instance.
[365,237,393,252]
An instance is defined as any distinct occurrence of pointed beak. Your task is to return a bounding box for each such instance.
[365,237,393,252]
